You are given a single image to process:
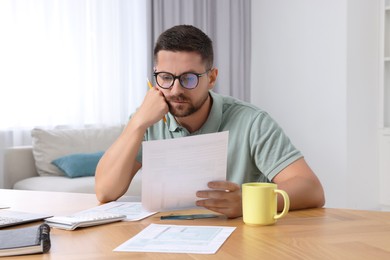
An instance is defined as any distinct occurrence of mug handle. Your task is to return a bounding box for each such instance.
[274,189,290,220]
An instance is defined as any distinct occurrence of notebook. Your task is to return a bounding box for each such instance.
[0,210,52,228]
[0,223,51,257]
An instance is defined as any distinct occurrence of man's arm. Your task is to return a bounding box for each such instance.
[95,87,168,203]
[272,157,325,211]
[196,157,325,218]
[95,125,144,203]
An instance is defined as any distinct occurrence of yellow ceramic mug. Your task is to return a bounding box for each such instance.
[242,182,290,226]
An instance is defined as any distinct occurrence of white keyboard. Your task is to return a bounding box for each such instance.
[45,212,126,230]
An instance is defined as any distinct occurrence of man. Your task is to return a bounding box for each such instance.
[95,25,325,218]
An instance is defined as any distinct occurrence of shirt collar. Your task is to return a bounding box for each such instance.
[198,91,223,134]
[166,91,223,135]
[167,112,180,132]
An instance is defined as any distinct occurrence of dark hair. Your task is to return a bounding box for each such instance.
[154,25,214,69]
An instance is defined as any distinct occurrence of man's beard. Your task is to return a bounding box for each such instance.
[167,93,209,118]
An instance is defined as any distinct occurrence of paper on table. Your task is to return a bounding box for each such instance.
[77,202,156,221]
[113,224,236,254]
[141,131,229,212]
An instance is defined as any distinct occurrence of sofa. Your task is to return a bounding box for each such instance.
[2,125,142,197]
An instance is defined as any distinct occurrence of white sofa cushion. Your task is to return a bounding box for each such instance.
[13,170,143,196]
[31,125,124,176]
[14,176,96,193]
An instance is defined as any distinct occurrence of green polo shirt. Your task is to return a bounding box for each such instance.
[135,91,302,184]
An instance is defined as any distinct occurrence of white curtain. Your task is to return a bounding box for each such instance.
[0,0,148,129]
[0,0,148,187]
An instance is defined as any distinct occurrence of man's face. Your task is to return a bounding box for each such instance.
[154,50,213,118]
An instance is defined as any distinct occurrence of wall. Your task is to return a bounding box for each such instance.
[251,0,380,209]
[346,0,380,209]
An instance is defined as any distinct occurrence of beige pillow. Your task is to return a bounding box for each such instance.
[31,125,124,176]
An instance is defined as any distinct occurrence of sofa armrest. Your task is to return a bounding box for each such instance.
[3,146,38,189]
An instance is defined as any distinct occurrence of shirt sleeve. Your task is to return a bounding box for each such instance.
[249,112,303,181]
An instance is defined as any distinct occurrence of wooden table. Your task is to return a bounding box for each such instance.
[1,189,390,259]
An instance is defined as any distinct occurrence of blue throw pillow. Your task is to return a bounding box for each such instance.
[51,151,105,178]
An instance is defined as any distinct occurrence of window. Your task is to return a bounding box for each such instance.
[0,0,148,128]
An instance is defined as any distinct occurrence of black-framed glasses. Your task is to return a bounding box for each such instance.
[153,69,211,90]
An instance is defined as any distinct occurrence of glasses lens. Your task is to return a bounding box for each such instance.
[156,73,174,88]
[180,73,198,89]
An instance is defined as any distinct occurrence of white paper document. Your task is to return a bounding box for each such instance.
[141,131,229,212]
[114,224,236,254]
[78,202,156,221]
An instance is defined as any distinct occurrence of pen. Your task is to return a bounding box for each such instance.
[160,214,219,220]
[147,78,167,123]
[146,77,154,89]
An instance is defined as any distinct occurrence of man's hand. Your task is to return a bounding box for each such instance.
[133,86,168,128]
[196,181,242,219]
